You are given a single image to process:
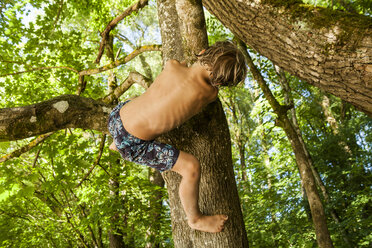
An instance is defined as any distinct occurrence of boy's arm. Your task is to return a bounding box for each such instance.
[126,96,138,101]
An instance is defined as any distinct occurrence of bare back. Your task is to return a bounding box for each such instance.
[120,60,218,140]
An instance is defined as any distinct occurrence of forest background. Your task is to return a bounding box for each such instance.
[0,0,371,247]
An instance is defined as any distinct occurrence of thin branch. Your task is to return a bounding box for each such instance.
[0,132,54,163]
[32,146,43,168]
[0,59,27,65]
[76,134,106,188]
[0,208,31,222]
[64,211,90,248]
[71,192,100,248]
[116,34,135,48]
[139,54,153,80]
[95,0,149,64]
[0,66,79,78]
[81,45,161,76]
[101,71,151,104]
[75,75,87,95]
[52,0,64,30]
[115,47,122,61]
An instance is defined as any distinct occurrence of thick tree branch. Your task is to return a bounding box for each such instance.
[203,0,372,117]
[81,45,161,76]
[95,0,149,64]
[0,70,151,141]
[0,95,112,141]
[0,132,53,163]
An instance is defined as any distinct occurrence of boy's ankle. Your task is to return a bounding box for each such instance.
[187,214,202,225]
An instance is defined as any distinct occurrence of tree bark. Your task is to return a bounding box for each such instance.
[0,70,151,142]
[157,0,249,247]
[202,0,372,117]
[0,95,112,141]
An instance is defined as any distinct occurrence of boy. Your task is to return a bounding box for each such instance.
[108,41,246,233]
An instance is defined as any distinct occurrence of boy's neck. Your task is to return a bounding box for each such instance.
[191,61,212,84]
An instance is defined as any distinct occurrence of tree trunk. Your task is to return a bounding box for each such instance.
[156,0,249,247]
[276,66,355,248]
[145,168,164,248]
[108,172,126,248]
[203,0,372,117]
[240,41,334,248]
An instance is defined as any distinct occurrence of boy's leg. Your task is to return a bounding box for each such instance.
[109,142,118,152]
[171,151,228,233]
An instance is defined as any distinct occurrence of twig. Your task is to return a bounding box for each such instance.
[0,132,54,163]
[0,59,27,65]
[101,71,151,104]
[0,66,79,78]
[97,163,111,177]
[52,0,64,31]
[76,134,106,187]
[114,47,122,61]
[75,75,87,95]
[32,146,43,168]
[95,0,149,64]
[80,45,161,76]
[0,208,31,222]
[116,34,135,48]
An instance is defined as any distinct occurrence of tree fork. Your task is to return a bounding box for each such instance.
[157,0,248,247]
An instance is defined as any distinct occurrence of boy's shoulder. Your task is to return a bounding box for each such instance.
[164,59,180,68]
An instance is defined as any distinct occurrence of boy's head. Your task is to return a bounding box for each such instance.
[196,41,247,87]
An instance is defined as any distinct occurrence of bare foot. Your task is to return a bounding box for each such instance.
[188,215,228,233]
[109,142,118,152]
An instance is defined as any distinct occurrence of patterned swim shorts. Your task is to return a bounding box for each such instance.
[108,101,180,172]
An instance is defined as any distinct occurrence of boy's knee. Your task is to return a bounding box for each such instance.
[172,151,200,179]
[184,155,200,179]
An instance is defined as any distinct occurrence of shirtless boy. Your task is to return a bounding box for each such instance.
[108,41,246,233]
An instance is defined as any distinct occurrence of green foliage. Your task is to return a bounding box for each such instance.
[1,0,169,247]
[1,0,371,247]
[303,0,372,14]
[220,38,371,247]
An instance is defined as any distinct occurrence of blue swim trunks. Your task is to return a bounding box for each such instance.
[108,101,180,172]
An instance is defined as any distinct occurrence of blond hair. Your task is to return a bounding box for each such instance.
[197,41,247,87]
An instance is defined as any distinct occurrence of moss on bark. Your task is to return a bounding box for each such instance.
[263,0,372,30]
